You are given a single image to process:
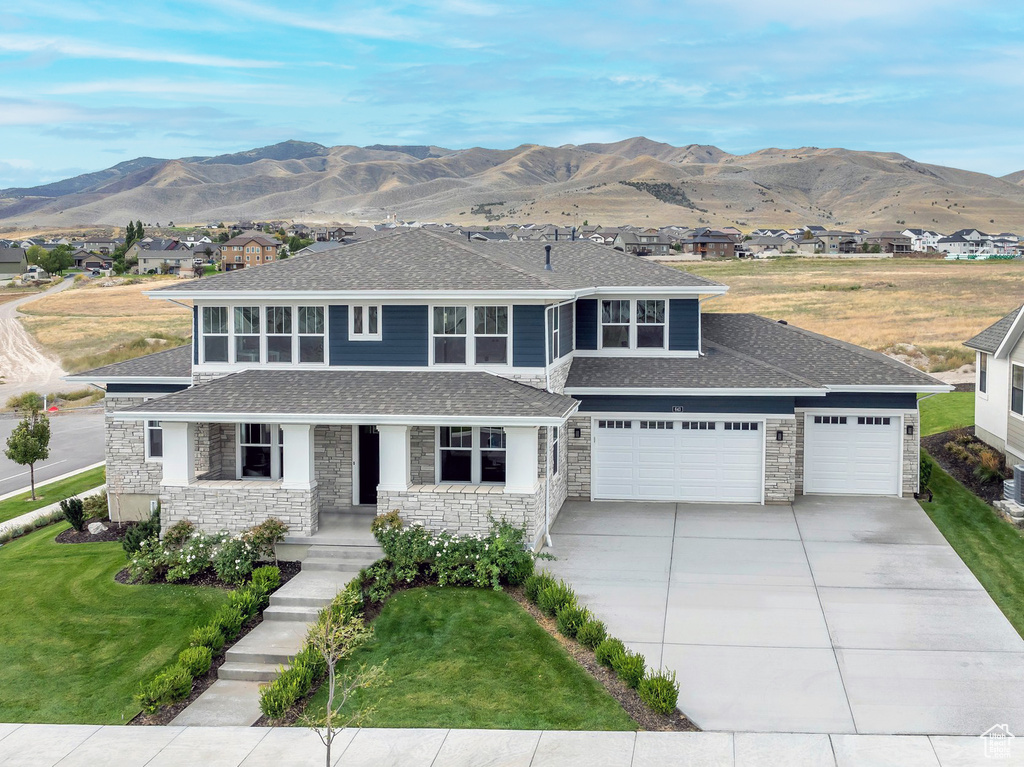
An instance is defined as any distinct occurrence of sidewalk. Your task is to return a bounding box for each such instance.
[0,724,1005,766]
[0,482,106,537]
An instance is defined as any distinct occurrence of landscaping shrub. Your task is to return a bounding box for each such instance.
[213,605,245,640]
[919,456,933,492]
[163,519,195,548]
[555,602,591,639]
[165,532,222,583]
[975,449,1005,483]
[229,585,262,617]
[944,441,972,463]
[259,671,306,720]
[83,493,107,520]
[537,580,576,618]
[595,637,625,669]
[523,572,554,604]
[135,664,192,715]
[365,560,398,604]
[177,645,212,678]
[612,650,646,689]
[123,506,160,555]
[638,670,679,715]
[213,537,257,585]
[250,565,282,594]
[126,537,169,583]
[576,619,607,650]
[242,518,288,561]
[59,496,86,532]
[189,624,225,652]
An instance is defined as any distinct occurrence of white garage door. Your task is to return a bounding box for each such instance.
[592,418,763,502]
[803,414,901,496]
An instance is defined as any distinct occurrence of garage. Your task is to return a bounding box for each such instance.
[592,418,763,502]
[803,413,902,496]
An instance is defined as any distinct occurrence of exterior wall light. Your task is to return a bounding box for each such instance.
[906,424,914,436]
[574,428,581,439]
[776,430,784,442]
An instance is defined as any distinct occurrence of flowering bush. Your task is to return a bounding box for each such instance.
[127,537,169,583]
[213,537,258,585]
[166,532,225,583]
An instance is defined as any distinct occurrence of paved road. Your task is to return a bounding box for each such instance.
[0,277,74,400]
[0,410,104,495]
[547,496,1024,736]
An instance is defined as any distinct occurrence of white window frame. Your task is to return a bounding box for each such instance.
[430,304,512,367]
[265,305,293,364]
[598,298,669,351]
[551,424,559,476]
[1012,364,1024,417]
[349,304,382,341]
[547,305,560,364]
[145,420,164,461]
[198,303,328,367]
[200,306,229,364]
[599,299,631,350]
[635,299,668,350]
[474,305,510,365]
[978,352,988,396]
[236,423,281,480]
[435,426,507,485]
[233,306,261,363]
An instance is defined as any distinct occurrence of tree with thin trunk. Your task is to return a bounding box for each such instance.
[301,611,387,767]
[5,413,50,500]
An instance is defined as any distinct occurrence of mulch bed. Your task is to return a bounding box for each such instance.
[953,382,975,393]
[126,561,301,726]
[55,521,134,545]
[508,588,698,732]
[922,426,1005,504]
[114,559,301,589]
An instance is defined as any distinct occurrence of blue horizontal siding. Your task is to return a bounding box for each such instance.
[329,305,428,366]
[668,299,699,351]
[794,392,918,410]
[559,302,574,357]
[107,383,190,394]
[192,306,199,364]
[576,395,795,415]
[576,299,597,350]
[513,305,546,367]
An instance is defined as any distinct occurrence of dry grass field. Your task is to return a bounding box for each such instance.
[680,257,1024,371]
[18,277,192,372]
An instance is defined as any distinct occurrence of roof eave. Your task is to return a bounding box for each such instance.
[144,285,726,301]
[108,410,575,427]
[63,375,191,386]
[825,384,954,393]
[563,386,826,397]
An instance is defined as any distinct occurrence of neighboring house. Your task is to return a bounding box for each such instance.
[901,229,942,252]
[816,231,859,254]
[613,231,672,257]
[863,232,911,254]
[966,306,1024,461]
[0,247,28,278]
[936,235,978,256]
[68,230,948,551]
[293,241,341,257]
[677,232,736,259]
[74,252,113,271]
[221,235,281,271]
[80,237,121,254]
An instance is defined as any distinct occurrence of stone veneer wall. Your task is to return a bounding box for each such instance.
[105,396,163,519]
[764,418,796,502]
[409,426,436,485]
[315,425,353,509]
[547,356,573,395]
[794,413,806,495]
[903,410,920,496]
[566,415,591,499]
[161,481,319,537]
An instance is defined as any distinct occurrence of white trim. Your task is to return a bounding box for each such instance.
[571,349,700,359]
[348,304,382,341]
[564,386,826,396]
[826,384,952,393]
[111,410,576,427]
[434,425,508,486]
[588,410,795,421]
[63,376,191,386]
[801,411,904,497]
[429,303,513,368]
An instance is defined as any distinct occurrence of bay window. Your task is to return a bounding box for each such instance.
[438,426,507,484]
[474,306,508,364]
[433,307,468,364]
[1013,365,1023,416]
[202,306,229,362]
[234,307,261,362]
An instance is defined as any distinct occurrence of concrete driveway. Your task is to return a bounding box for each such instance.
[545,497,1024,735]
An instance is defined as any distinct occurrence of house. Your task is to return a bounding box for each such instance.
[936,235,978,256]
[966,306,1024,464]
[67,230,948,550]
[863,232,910,254]
[0,247,28,278]
[613,231,673,257]
[80,237,121,255]
[221,235,281,271]
[816,231,859,254]
[74,252,113,271]
[676,232,736,259]
[901,229,941,252]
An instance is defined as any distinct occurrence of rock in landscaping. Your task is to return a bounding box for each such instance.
[88,522,108,535]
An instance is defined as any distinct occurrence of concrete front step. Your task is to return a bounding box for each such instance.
[269,569,361,609]
[218,661,287,683]
[225,621,307,666]
[263,604,321,622]
[169,680,264,726]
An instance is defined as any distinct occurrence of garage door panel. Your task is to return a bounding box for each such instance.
[804,415,900,496]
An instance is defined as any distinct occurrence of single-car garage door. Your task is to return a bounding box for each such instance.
[803,413,901,495]
[592,418,763,502]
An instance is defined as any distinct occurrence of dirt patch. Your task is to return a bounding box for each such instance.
[922,427,1006,504]
[55,521,133,544]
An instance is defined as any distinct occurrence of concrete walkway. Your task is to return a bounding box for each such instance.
[546,497,1024,736]
[0,724,1012,766]
[0,481,106,538]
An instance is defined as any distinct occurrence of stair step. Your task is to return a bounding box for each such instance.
[302,559,375,572]
[269,592,338,609]
[225,621,307,666]
[218,661,287,683]
[264,604,321,622]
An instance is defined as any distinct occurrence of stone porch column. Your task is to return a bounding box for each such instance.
[161,421,196,487]
[281,423,316,490]
[504,426,539,494]
[378,425,411,492]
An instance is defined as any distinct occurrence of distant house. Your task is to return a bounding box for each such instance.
[816,231,858,254]
[677,232,736,259]
[80,237,121,255]
[613,231,672,257]
[73,251,113,271]
[863,232,911,254]
[936,235,977,256]
[221,235,281,271]
[0,248,28,278]
[901,229,942,252]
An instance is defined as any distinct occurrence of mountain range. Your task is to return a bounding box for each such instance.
[4,138,1024,231]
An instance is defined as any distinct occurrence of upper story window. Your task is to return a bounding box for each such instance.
[433,306,466,363]
[1013,365,1023,416]
[547,306,560,363]
[298,307,325,363]
[601,300,630,348]
[979,353,988,394]
[266,306,292,363]
[234,307,261,362]
[350,305,381,341]
[432,305,510,366]
[636,300,666,348]
[474,306,508,364]
[202,306,229,362]
[199,305,326,365]
[600,299,667,350]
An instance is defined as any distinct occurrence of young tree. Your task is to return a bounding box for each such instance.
[24,244,46,265]
[302,613,387,767]
[5,413,50,500]
[125,221,136,246]
[136,220,145,241]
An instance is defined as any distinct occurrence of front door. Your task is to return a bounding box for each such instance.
[358,425,380,505]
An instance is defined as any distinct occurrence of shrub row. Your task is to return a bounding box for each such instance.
[134,565,281,716]
[523,571,680,716]
[0,509,65,545]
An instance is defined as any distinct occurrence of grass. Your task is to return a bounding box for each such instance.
[0,523,229,723]
[0,465,106,524]
[920,454,1024,637]
[17,279,192,371]
[918,391,975,436]
[303,587,636,730]
[680,258,1024,365]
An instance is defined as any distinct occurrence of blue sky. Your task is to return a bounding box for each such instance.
[0,0,1022,188]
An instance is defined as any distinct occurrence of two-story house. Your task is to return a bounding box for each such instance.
[221,235,281,271]
[613,231,672,257]
[966,306,1024,463]
[69,230,947,551]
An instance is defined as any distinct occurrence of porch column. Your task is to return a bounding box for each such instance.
[504,426,539,494]
[281,423,315,490]
[377,425,410,492]
[161,421,196,487]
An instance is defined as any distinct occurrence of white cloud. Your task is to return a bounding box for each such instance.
[0,34,279,68]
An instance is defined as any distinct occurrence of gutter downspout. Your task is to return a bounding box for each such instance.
[542,301,553,549]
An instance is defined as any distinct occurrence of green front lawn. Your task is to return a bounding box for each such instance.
[918,391,974,436]
[0,465,106,524]
[304,587,636,730]
[0,524,229,723]
[920,454,1024,637]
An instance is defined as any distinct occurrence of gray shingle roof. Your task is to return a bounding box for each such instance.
[702,314,944,388]
[69,345,192,381]
[965,306,1022,353]
[153,229,721,294]
[121,369,577,421]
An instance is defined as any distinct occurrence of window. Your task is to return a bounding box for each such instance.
[636,300,666,348]
[202,306,228,363]
[234,306,260,362]
[681,421,716,430]
[551,425,559,475]
[350,305,381,341]
[814,415,848,424]
[601,300,630,348]
[857,417,891,426]
[724,422,759,431]
[433,306,467,364]
[474,306,508,364]
[146,420,163,459]
[1013,365,1024,416]
[598,420,630,429]
[438,426,507,484]
[239,423,275,479]
[547,305,560,363]
[298,306,325,363]
[640,421,673,429]
[979,353,988,394]
[266,306,292,363]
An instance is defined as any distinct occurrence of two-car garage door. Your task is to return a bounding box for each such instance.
[592,419,763,502]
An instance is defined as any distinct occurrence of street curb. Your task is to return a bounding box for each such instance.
[0,461,105,502]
